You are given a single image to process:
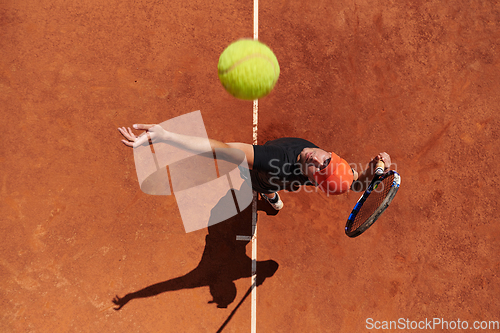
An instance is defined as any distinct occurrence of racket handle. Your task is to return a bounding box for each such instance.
[375,160,385,175]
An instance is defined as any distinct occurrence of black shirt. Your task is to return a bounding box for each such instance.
[250,138,318,193]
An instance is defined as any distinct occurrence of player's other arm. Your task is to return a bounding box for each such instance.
[118,124,254,169]
[351,152,391,192]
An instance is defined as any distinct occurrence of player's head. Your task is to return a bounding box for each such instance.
[299,148,356,195]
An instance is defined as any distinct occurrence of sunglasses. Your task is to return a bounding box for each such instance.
[319,158,331,171]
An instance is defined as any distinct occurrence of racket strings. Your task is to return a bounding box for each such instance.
[349,174,395,231]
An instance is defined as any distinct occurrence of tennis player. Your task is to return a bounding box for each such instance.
[119,124,391,210]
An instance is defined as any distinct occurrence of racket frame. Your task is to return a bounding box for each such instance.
[345,170,401,238]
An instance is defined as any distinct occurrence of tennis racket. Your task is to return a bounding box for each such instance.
[345,160,401,238]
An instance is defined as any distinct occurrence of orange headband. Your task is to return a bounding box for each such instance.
[313,153,354,195]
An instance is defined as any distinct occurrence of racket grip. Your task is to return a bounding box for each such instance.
[375,160,385,175]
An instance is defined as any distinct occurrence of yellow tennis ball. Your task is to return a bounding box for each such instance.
[218,39,280,100]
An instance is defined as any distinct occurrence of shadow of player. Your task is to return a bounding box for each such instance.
[112,185,279,310]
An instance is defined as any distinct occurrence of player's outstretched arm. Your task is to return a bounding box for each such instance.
[118,124,254,168]
[352,152,391,192]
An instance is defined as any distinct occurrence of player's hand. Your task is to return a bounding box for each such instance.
[352,152,392,192]
[118,124,168,148]
[112,295,131,310]
[373,152,391,173]
[118,126,140,147]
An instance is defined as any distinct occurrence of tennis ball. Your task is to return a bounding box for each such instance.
[218,39,280,100]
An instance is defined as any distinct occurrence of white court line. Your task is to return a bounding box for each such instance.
[251,1,258,333]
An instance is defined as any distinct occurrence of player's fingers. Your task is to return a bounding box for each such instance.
[377,152,391,171]
[376,152,387,162]
[133,124,155,130]
[118,127,134,141]
[147,124,163,132]
[121,139,134,147]
[381,152,391,165]
[126,127,136,137]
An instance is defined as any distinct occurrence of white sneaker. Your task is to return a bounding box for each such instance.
[261,193,284,210]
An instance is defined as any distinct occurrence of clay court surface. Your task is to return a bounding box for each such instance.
[2,0,500,332]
